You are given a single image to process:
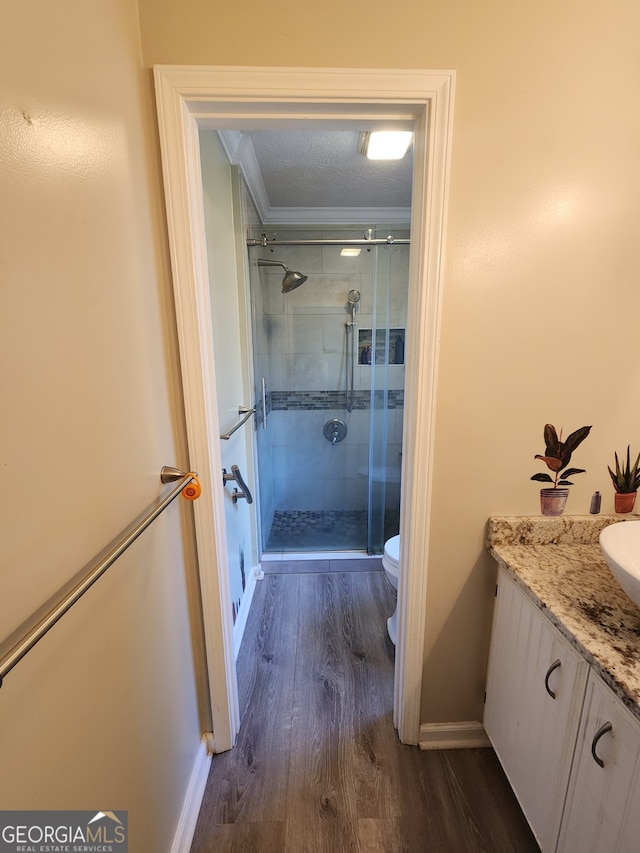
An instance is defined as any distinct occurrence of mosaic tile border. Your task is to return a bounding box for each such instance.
[269,389,404,412]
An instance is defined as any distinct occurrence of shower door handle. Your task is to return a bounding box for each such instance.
[222,464,254,504]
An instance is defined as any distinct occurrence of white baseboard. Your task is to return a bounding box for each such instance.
[232,564,259,661]
[169,735,212,853]
[419,721,490,750]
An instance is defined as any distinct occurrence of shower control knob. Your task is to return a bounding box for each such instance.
[323,418,347,444]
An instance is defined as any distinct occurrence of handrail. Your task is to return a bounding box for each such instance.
[220,406,255,440]
[0,468,197,687]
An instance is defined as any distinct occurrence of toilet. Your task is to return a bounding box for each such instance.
[382,534,400,645]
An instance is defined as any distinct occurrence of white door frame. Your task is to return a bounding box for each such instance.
[153,66,455,749]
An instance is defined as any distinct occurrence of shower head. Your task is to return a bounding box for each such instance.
[346,289,361,324]
[257,257,308,293]
[282,269,308,293]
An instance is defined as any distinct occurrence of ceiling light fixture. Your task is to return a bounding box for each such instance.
[360,130,413,161]
[341,247,362,257]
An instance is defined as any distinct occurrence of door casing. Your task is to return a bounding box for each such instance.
[153,65,456,749]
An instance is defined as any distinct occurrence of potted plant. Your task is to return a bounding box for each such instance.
[531,423,592,516]
[607,446,640,513]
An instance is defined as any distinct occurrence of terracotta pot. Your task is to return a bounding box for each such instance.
[614,491,637,513]
[540,488,569,516]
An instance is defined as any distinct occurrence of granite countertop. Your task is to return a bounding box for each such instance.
[488,515,640,721]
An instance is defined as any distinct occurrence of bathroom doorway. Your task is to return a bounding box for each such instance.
[247,227,409,556]
[153,65,455,747]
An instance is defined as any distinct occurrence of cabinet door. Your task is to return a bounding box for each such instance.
[484,569,589,851]
[557,671,640,853]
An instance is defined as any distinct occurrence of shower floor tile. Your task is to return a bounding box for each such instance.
[265,509,399,553]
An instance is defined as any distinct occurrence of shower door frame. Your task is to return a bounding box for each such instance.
[153,65,455,748]
[250,234,406,557]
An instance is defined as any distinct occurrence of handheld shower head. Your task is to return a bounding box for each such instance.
[257,257,308,293]
[347,289,361,323]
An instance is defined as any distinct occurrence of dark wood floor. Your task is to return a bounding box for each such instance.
[191,569,539,852]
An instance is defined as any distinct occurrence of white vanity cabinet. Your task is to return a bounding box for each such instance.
[484,569,589,851]
[556,670,640,853]
[486,566,640,852]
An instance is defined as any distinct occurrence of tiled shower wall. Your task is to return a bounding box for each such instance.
[250,227,409,520]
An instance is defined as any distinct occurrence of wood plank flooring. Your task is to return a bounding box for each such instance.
[191,569,539,852]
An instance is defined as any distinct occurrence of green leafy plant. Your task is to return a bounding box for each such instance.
[607,446,640,494]
[531,423,592,489]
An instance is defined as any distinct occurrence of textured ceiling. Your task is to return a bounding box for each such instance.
[244,129,413,214]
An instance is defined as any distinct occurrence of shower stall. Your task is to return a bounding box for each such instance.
[248,227,409,556]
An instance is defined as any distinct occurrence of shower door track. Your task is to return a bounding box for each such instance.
[247,235,410,247]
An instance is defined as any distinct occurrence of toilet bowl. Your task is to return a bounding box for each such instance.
[382,534,400,645]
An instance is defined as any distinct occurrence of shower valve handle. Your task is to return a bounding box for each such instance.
[323,418,347,444]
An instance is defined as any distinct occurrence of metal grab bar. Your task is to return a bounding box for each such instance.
[220,406,255,440]
[0,468,196,688]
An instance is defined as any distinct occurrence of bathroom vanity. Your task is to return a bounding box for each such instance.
[485,516,640,853]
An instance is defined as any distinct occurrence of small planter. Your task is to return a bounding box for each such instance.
[531,425,591,516]
[615,491,637,514]
[540,488,569,517]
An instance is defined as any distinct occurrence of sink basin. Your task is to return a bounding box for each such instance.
[599,521,640,608]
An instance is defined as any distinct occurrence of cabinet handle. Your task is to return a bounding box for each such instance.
[591,721,613,768]
[544,658,562,699]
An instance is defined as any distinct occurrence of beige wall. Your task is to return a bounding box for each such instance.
[0,0,204,848]
[138,0,640,723]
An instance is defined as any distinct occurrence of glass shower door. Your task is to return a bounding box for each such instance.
[366,243,406,554]
[248,227,407,555]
